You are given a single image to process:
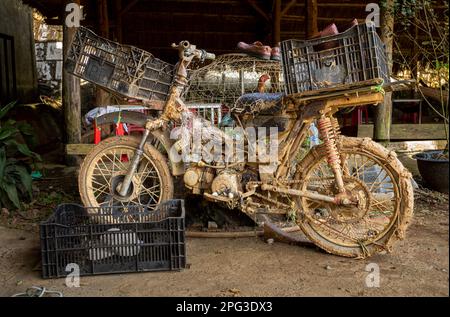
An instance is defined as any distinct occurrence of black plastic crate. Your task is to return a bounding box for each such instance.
[40,200,186,278]
[65,26,175,102]
[281,23,389,94]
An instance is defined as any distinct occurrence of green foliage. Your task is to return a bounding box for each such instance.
[0,102,41,210]
[435,61,449,71]
[389,0,449,127]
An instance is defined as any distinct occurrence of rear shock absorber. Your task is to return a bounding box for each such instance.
[330,117,341,140]
[330,116,346,169]
[317,116,346,193]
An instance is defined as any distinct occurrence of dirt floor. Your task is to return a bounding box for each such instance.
[0,162,448,297]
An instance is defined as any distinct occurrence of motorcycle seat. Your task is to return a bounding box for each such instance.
[232,92,284,115]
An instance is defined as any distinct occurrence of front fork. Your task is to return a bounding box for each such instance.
[117,129,151,197]
[117,115,167,196]
[116,40,202,197]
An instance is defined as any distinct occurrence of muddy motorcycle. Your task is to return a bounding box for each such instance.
[78,41,414,259]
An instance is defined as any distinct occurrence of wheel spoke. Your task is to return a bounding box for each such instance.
[83,142,165,218]
[140,184,161,204]
[301,150,399,247]
[369,173,391,192]
[93,183,110,200]
[353,157,373,177]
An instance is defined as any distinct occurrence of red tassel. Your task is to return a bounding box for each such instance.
[115,123,128,162]
[94,121,101,144]
[116,122,125,136]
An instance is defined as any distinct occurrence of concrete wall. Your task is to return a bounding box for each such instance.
[0,0,37,103]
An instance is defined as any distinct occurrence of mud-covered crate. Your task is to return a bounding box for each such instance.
[40,200,186,278]
[281,23,389,94]
[65,26,175,102]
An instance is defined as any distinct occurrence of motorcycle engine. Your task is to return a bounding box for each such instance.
[211,170,242,198]
[183,166,214,194]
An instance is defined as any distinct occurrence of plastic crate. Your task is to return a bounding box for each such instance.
[40,200,186,278]
[65,27,175,102]
[281,23,389,95]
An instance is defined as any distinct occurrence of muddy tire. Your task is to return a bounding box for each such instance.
[296,136,414,258]
[78,136,173,211]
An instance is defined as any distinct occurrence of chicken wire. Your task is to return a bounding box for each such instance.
[183,54,285,108]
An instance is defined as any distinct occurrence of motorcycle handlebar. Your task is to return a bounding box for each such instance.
[200,50,216,61]
[171,41,215,61]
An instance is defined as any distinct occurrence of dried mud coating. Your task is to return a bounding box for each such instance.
[295,136,414,258]
[78,136,174,214]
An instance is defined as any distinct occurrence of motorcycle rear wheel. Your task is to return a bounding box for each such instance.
[295,136,414,258]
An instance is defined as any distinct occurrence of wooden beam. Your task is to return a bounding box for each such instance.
[66,144,95,156]
[63,0,81,165]
[419,87,449,104]
[282,2,449,8]
[283,15,366,23]
[145,0,240,3]
[120,0,140,16]
[247,0,270,22]
[305,0,318,38]
[358,124,447,140]
[316,2,376,7]
[374,0,394,141]
[281,0,297,17]
[124,12,257,20]
[384,140,448,152]
[273,0,281,45]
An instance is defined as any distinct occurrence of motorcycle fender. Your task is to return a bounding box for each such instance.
[95,111,185,176]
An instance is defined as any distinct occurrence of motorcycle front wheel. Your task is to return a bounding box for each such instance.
[78,136,174,213]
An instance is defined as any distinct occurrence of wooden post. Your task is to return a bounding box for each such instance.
[98,0,109,38]
[273,0,281,46]
[305,0,318,38]
[63,0,81,165]
[115,0,123,42]
[374,0,394,141]
[96,0,111,106]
